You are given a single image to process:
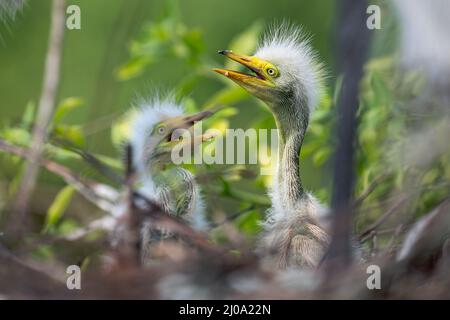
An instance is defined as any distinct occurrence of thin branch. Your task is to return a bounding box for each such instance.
[359,226,401,243]
[383,224,404,257]
[212,205,255,227]
[0,139,116,212]
[52,138,124,185]
[9,0,66,235]
[358,195,409,241]
[353,172,391,208]
[0,242,66,298]
[134,197,227,256]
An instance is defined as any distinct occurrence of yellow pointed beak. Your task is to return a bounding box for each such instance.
[213,50,275,88]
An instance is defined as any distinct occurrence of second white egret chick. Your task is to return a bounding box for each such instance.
[127,97,213,262]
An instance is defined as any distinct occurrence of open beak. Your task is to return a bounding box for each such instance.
[172,110,213,130]
[213,50,274,88]
[160,110,215,149]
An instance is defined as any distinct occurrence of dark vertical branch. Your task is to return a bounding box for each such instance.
[8,0,65,236]
[324,0,371,272]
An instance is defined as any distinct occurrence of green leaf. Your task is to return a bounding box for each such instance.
[370,71,391,107]
[43,185,75,233]
[1,127,31,146]
[182,97,199,113]
[235,210,262,235]
[57,218,81,235]
[116,56,152,81]
[8,162,26,197]
[53,124,86,148]
[181,29,205,62]
[54,97,84,123]
[31,245,54,260]
[215,107,238,118]
[111,111,136,148]
[422,169,439,185]
[365,56,393,72]
[313,147,331,167]
[21,101,35,128]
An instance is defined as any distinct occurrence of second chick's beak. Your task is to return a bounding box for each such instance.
[161,110,215,150]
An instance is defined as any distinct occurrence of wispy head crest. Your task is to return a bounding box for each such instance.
[129,93,184,179]
[258,21,311,54]
[255,21,326,111]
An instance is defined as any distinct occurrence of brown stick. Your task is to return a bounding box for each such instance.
[353,172,391,208]
[358,195,409,241]
[0,139,115,212]
[133,193,226,256]
[9,0,66,235]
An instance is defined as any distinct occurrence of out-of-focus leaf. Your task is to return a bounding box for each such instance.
[46,144,83,162]
[207,119,229,135]
[1,127,31,146]
[422,168,439,185]
[312,94,332,122]
[315,188,329,204]
[116,56,152,81]
[53,125,86,148]
[54,97,84,123]
[180,97,197,114]
[216,107,238,118]
[8,162,25,197]
[308,122,326,137]
[31,245,54,260]
[313,147,331,167]
[181,29,204,63]
[301,140,319,157]
[80,257,91,272]
[365,56,393,72]
[130,39,164,57]
[21,101,35,128]
[371,71,391,107]
[43,185,75,233]
[95,154,124,171]
[234,210,262,236]
[57,218,81,235]
[111,111,136,148]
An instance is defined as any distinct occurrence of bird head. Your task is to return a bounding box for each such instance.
[214,24,323,114]
[148,111,213,160]
[130,99,213,170]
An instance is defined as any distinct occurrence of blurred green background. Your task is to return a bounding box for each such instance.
[0,0,335,156]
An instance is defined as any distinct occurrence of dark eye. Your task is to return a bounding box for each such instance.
[267,68,276,76]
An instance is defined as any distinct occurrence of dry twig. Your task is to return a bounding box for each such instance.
[9,0,66,234]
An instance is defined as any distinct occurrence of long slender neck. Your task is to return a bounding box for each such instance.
[134,151,163,201]
[270,96,309,212]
